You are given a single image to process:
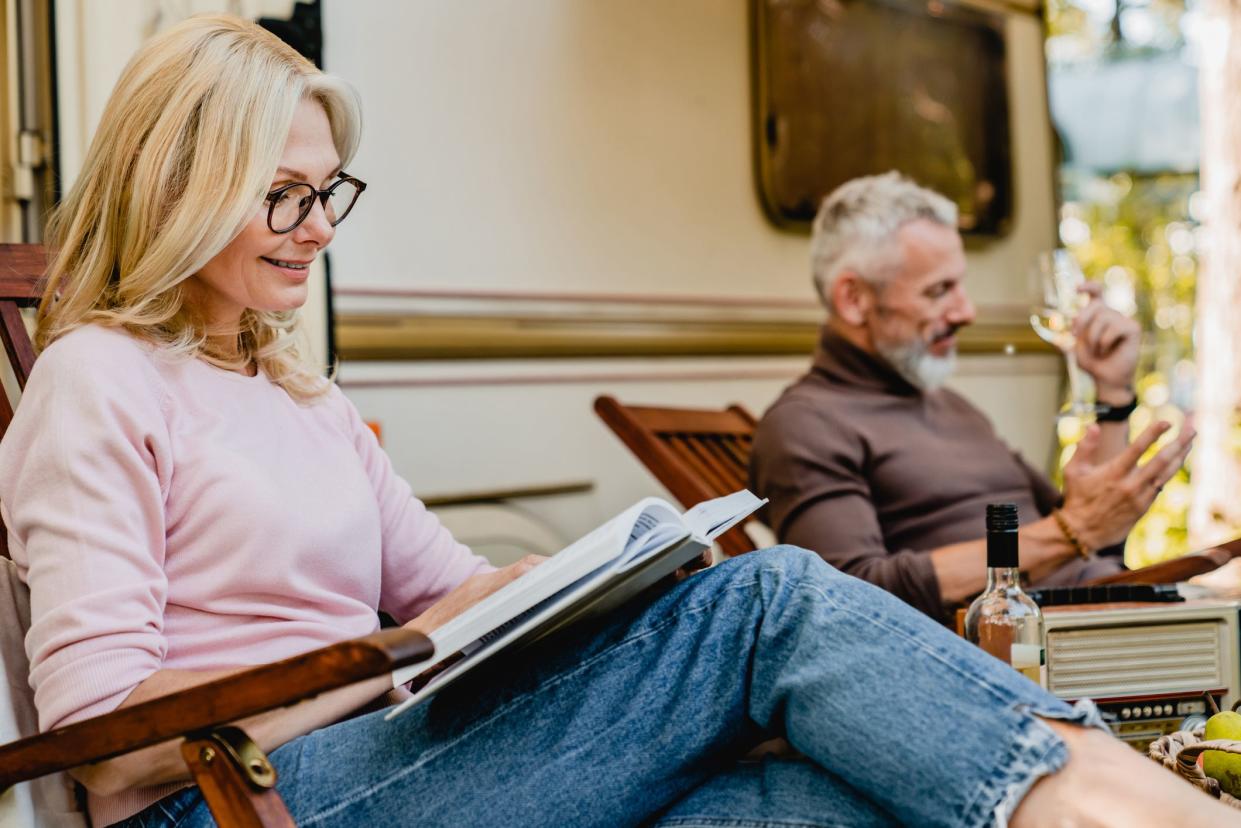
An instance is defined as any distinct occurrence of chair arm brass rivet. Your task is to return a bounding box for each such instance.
[201,746,217,765]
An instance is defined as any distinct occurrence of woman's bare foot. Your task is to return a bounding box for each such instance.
[1011,719,1241,827]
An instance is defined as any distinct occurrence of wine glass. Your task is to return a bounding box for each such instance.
[1029,250,1100,419]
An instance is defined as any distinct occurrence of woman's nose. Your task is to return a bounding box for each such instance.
[292,198,335,247]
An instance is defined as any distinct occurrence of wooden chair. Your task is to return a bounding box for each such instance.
[593,394,761,558]
[0,243,436,827]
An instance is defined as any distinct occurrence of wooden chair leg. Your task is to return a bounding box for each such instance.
[181,726,295,828]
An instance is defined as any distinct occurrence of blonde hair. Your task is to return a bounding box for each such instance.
[37,14,361,402]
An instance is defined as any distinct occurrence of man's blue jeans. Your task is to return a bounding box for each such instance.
[116,547,1104,828]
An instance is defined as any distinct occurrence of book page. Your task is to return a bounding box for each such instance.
[387,534,709,719]
[681,490,766,540]
[394,497,669,686]
[621,500,687,564]
[386,491,768,717]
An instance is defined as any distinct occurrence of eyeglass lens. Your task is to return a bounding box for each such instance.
[270,179,362,233]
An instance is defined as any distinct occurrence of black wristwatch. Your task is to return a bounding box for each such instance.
[1095,395,1138,422]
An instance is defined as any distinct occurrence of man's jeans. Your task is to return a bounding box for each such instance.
[115,547,1104,828]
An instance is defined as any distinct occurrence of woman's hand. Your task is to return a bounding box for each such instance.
[1059,419,1195,550]
[404,555,547,636]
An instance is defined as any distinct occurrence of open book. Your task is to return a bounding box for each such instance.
[386,489,765,719]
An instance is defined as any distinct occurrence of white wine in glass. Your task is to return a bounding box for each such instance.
[1029,250,1099,419]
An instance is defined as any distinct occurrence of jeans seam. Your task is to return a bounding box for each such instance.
[299,574,770,825]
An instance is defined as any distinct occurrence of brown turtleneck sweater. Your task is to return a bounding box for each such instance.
[749,327,1123,621]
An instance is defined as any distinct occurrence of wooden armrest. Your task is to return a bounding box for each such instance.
[0,627,432,791]
[1088,548,1234,585]
[1088,537,1241,586]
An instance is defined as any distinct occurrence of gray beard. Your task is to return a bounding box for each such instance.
[875,338,957,390]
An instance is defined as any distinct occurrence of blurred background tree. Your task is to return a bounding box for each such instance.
[1042,0,1240,566]
[1191,0,1241,549]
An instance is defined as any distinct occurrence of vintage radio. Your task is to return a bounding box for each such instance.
[1043,599,1241,752]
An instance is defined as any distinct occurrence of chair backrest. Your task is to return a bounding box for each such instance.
[0,244,46,436]
[593,395,760,558]
[0,244,45,565]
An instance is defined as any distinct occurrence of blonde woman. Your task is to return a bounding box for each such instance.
[0,15,1233,828]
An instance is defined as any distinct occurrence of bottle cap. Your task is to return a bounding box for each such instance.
[986,503,1019,568]
[986,503,1019,533]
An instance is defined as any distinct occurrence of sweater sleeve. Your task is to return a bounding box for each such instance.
[751,400,944,619]
[330,388,493,624]
[0,333,173,732]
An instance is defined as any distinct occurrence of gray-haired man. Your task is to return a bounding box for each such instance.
[749,172,1194,622]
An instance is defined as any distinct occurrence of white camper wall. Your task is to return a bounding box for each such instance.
[325,0,1055,307]
[324,0,1063,552]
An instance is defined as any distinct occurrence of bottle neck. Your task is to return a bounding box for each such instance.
[986,566,1022,590]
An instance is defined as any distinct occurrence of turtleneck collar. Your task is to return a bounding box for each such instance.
[811,325,923,397]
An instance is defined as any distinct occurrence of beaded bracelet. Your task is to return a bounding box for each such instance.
[1051,508,1091,559]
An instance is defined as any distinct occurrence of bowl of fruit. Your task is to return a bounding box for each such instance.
[1149,700,1241,808]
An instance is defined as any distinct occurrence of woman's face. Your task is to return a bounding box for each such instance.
[189,98,341,331]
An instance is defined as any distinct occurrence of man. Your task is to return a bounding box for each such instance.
[749,172,1194,622]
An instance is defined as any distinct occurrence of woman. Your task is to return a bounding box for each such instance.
[0,15,1231,828]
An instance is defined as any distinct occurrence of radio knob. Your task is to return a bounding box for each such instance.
[1120,708,1131,719]
[1142,706,1153,718]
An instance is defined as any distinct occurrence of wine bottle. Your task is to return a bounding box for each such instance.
[964,503,1045,686]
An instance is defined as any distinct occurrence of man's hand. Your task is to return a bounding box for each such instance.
[404,555,547,636]
[1059,419,1195,550]
[1072,283,1140,403]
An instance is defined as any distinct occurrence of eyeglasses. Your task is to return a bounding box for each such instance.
[265,173,367,234]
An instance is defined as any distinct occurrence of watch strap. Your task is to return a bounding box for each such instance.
[1095,395,1138,422]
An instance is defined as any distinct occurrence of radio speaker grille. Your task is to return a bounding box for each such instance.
[1046,621,1225,699]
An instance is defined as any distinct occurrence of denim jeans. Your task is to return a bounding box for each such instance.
[113,547,1104,828]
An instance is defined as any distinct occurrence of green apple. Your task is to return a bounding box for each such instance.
[1204,710,1241,798]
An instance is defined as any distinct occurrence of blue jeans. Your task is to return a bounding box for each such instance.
[114,547,1104,828]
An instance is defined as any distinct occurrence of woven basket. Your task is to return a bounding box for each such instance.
[1148,727,1241,808]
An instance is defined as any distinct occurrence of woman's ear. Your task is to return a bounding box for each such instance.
[832,271,873,327]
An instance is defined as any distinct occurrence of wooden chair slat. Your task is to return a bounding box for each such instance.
[594,395,761,559]
[0,303,36,389]
[705,437,749,490]
[669,434,733,495]
[714,437,753,482]
[618,405,756,435]
[0,245,46,300]
[691,436,741,491]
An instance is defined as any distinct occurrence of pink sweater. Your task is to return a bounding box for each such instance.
[0,324,493,825]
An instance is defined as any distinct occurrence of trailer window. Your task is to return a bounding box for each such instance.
[752,0,1014,236]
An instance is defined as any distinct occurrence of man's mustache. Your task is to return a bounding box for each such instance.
[928,323,964,345]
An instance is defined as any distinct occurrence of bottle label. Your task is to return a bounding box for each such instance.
[1011,643,1046,687]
